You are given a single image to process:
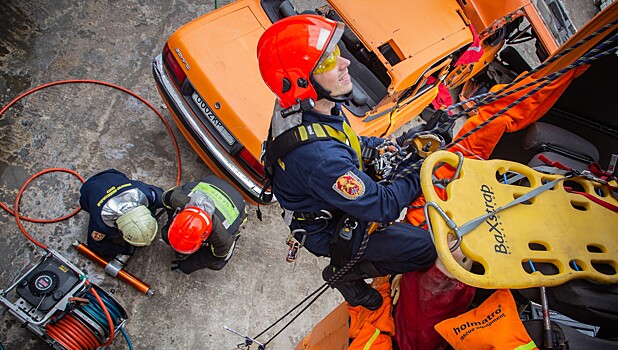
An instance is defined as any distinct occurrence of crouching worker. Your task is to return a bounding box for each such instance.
[161,175,247,274]
[79,169,163,263]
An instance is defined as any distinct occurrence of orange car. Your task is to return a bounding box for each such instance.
[153,0,566,204]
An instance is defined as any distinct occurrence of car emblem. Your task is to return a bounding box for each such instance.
[174,48,190,70]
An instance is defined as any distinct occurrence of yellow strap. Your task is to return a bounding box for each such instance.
[321,123,363,170]
[514,341,537,350]
[342,121,363,170]
[362,328,381,350]
[288,122,363,171]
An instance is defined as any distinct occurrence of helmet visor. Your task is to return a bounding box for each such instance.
[313,22,345,75]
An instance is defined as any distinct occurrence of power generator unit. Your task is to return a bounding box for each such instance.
[0,248,128,349]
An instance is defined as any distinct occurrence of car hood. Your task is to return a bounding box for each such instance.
[327,0,472,91]
[168,5,272,153]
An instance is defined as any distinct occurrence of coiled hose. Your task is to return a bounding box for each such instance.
[46,283,133,350]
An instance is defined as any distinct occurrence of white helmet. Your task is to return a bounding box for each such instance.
[116,205,158,246]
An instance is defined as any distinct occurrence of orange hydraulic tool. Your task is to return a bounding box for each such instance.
[72,241,155,296]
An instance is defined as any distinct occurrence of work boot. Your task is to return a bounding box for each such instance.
[322,264,383,311]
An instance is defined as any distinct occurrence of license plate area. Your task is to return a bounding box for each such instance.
[191,92,237,148]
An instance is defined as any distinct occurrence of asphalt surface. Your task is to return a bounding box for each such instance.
[0,1,600,349]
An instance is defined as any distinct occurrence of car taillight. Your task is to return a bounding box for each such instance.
[237,147,265,179]
[163,43,187,90]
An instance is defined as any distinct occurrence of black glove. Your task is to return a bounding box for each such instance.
[170,260,184,273]
[395,124,425,146]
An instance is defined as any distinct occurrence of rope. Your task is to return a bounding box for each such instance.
[240,31,618,345]
[389,32,618,182]
[260,285,330,348]
[446,18,618,116]
[235,19,618,349]
[246,223,378,347]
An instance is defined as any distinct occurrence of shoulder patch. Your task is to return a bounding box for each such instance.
[333,171,365,200]
[91,230,105,241]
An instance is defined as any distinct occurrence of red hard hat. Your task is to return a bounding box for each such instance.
[168,206,213,254]
[257,14,345,108]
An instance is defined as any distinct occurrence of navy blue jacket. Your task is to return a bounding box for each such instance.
[79,169,163,257]
[272,105,422,256]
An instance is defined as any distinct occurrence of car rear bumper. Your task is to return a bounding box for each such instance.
[152,54,268,204]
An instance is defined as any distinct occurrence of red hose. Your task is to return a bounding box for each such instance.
[46,323,81,350]
[0,79,182,249]
[63,315,100,349]
[12,168,84,250]
[1,79,179,348]
[50,318,90,350]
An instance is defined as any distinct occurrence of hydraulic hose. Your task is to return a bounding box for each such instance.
[0,79,182,186]
[10,168,84,250]
[0,80,173,349]
[1,79,182,249]
[45,283,123,350]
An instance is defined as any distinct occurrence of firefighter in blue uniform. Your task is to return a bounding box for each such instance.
[79,169,163,260]
[257,15,437,310]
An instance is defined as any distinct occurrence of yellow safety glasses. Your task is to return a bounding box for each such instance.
[313,45,341,75]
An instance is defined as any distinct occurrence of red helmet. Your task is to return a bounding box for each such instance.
[257,14,345,108]
[168,206,213,254]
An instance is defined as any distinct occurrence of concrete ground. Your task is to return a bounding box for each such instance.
[0,1,600,349]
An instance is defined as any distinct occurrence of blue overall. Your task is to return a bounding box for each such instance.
[272,105,437,275]
[79,169,163,258]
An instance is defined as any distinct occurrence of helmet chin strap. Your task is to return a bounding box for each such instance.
[310,75,352,104]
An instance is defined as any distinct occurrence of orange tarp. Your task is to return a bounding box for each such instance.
[348,278,396,350]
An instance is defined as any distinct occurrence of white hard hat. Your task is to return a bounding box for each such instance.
[116,205,158,246]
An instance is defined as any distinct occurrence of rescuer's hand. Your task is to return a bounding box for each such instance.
[394,124,425,147]
[390,274,402,305]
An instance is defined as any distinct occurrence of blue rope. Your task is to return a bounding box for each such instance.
[386,29,618,183]
[528,260,537,272]
[79,289,133,348]
[120,327,134,350]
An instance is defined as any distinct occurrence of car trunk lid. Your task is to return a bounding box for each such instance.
[168,4,272,156]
